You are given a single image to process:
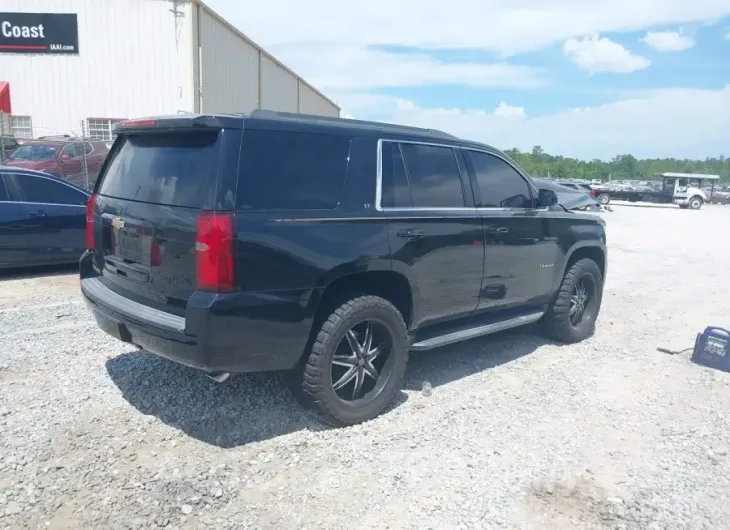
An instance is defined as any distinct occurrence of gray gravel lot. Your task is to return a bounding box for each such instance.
[2,203,730,529]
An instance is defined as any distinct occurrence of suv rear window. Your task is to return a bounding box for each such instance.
[97,132,219,208]
[236,130,351,210]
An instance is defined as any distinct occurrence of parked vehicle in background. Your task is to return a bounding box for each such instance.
[1,135,21,162]
[557,181,597,197]
[0,167,90,269]
[534,179,601,211]
[3,136,110,188]
[709,190,730,205]
[80,111,607,426]
[593,173,717,209]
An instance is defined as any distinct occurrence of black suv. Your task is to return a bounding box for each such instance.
[80,111,607,425]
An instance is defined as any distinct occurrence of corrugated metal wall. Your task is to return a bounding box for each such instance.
[197,8,259,113]
[0,0,195,136]
[299,82,339,117]
[196,3,339,117]
[0,0,339,136]
[259,55,298,113]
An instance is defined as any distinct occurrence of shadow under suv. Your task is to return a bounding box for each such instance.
[80,111,607,426]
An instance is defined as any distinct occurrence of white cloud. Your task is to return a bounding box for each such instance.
[267,44,543,90]
[725,31,730,40]
[563,35,651,73]
[642,30,696,51]
[493,102,527,118]
[199,0,730,159]
[205,0,730,56]
[337,85,730,160]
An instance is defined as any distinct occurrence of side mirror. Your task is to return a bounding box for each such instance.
[538,189,558,207]
[59,154,74,161]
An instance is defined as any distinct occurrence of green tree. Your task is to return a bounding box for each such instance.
[503,147,730,183]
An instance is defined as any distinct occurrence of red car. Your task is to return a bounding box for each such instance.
[4,136,110,188]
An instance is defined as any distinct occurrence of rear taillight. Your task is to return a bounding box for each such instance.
[590,189,596,198]
[85,194,96,249]
[195,212,236,292]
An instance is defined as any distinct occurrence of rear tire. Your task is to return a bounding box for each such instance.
[297,295,408,426]
[597,193,610,205]
[542,258,603,343]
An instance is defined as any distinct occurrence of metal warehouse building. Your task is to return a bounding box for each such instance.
[0,0,339,140]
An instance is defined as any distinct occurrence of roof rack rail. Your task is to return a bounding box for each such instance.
[247,109,458,140]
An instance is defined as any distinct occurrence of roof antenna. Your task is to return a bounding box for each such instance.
[170,0,184,47]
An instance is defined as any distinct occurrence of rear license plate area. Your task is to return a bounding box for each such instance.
[113,228,151,265]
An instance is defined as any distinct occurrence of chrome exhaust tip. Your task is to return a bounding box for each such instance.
[205,372,231,383]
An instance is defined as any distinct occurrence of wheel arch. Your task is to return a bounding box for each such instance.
[304,269,414,353]
[559,243,607,289]
[688,195,704,209]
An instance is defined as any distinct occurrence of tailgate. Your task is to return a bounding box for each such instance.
[92,129,224,315]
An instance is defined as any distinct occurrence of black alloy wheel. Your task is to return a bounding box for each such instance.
[331,320,393,402]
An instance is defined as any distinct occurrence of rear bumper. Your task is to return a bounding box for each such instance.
[80,257,315,373]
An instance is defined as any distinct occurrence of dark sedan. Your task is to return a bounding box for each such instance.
[0,167,90,269]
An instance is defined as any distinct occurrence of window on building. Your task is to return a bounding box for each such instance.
[10,116,33,139]
[468,151,533,208]
[399,143,465,208]
[86,118,125,141]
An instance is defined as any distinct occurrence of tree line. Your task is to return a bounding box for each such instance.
[503,146,730,183]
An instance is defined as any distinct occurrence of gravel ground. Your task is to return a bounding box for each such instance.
[2,203,730,530]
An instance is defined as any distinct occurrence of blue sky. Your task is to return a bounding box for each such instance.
[206,0,730,160]
[377,22,730,115]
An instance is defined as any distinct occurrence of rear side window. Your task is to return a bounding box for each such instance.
[97,132,219,208]
[400,143,465,208]
[380,141,412,208]
[236,130,351,210]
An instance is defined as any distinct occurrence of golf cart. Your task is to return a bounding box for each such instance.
[593,172,719,210]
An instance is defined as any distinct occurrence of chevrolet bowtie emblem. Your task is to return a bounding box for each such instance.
[111,218,125,229]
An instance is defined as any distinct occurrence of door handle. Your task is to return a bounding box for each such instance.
[487,227,508,234]
[29,210,47,217]
[396,228,425,239]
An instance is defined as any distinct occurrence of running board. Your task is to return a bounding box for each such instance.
[409,311,545,352]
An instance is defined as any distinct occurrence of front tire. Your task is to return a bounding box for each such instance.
[298,295,408,426]
[688,196,703,210]
[542,258,603,343]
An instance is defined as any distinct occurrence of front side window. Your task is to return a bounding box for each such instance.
[468,151,533,208]
[237,130,352,210]
[399,143,465,208]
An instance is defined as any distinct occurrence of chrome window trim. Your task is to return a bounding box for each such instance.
[0,201,85,207]
[376,139,550,213]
